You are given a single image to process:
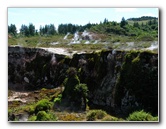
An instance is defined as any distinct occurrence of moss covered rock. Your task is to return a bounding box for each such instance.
[114,51,158,115]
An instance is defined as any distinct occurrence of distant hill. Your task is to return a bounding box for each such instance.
[127,16,158,26]
[127,16,158,21]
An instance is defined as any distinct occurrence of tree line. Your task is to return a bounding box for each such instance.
[127,16,158,21]
[8,16,158,37]
[7,18,113,37]
[8,22,97,37]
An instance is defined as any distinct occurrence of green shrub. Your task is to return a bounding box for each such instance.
[54,94,62,104]
[36,111,57,121]
[72,83,89,110]
[36,111,51,121]
[35,99,53,113]
[41,88,47,91]
[86,110,107,121]
[67,67,77,77]
[62,67,89,110]
[47,111,58,121]
[28,115,37,121]
[127,110,157,121]
[74,83,88,98]
[58,113,84,121]
[102,115,119,121]
[62,67,80,100]
[86,111,96,121]
[136,34,154,41]
[152,116,158,121]
[25,105,35,115]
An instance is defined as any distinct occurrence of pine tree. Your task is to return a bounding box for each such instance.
[8,24,17,36]
[120,17,127,28]
[28,23,35,36]
[133,22,139,28]
[103,18,108,24]
[48,24,56,35]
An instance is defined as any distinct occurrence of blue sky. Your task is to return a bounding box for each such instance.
[8,8,158,31]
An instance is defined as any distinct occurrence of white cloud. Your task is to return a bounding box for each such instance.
[114,8,137,12]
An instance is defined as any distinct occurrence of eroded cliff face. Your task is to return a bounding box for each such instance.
[8,46,158,116]
[8,46,70,90]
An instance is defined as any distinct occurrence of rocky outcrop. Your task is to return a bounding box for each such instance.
[8,46,70,90]
[8,46,158,116]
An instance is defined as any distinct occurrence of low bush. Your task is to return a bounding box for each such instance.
[54,94,62,104]
[127,110,158,121]
[102,115,119,121]
[136,34,155,41]
[58,113,84,121]
[24,105,35,115]
[86,110,107,121]
[28,115,37,121]
[36,111,51,121]
[28,111,57,121]
[36,111,57,121]
[35,99,53,113]
[74,83,88,98]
